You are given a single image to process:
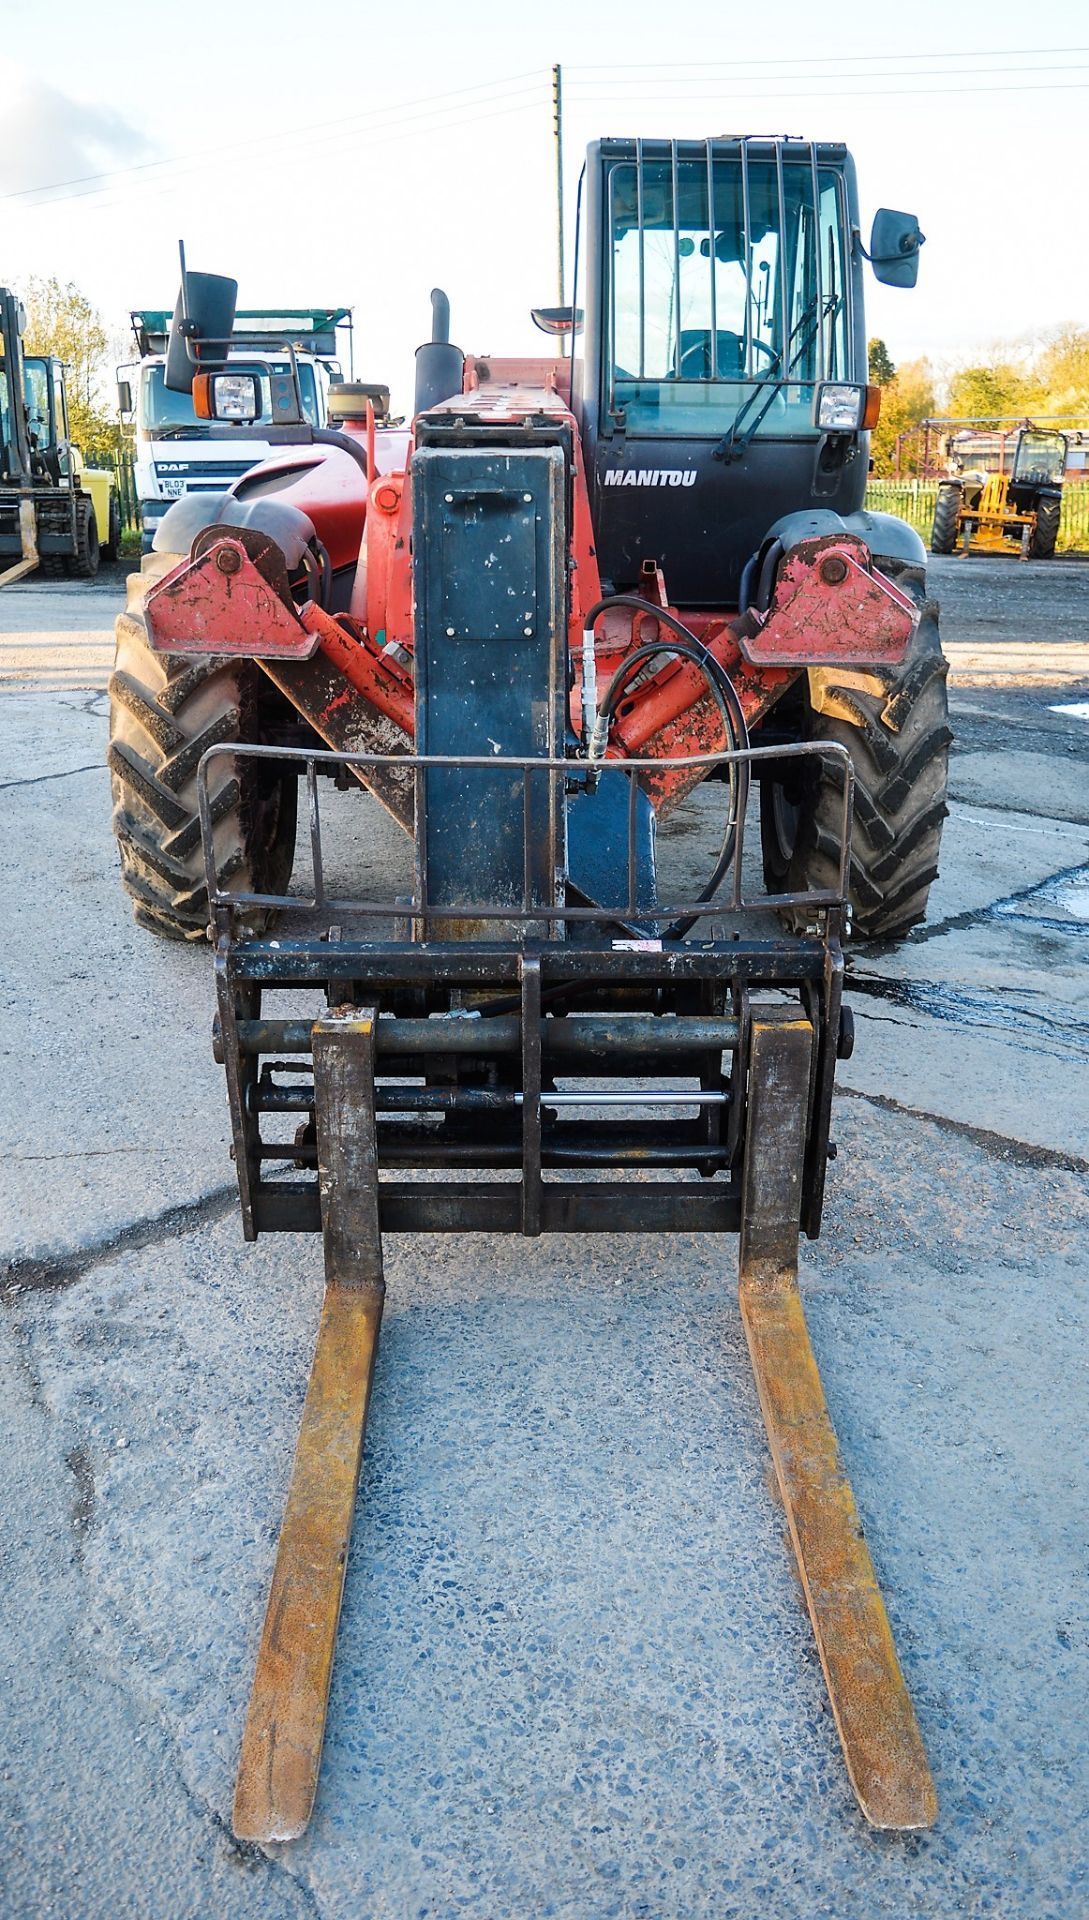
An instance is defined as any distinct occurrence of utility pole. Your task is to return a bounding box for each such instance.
[552,63,565,307]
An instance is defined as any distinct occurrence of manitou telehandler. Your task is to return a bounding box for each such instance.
[108,137,948,1842]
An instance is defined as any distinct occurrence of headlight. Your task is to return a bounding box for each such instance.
[192,371,261,422]
[211,373,260,421]
[814,382,881,432]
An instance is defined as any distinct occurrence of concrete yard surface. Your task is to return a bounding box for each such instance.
[1,556,1088,1918]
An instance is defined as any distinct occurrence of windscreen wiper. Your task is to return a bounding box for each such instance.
[713,298,837,465]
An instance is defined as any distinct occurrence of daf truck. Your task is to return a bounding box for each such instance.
[119,307,352,550]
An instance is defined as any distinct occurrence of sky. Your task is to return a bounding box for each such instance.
[1,0,1086,411]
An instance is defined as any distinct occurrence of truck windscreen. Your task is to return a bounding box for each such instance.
[607,155,848,438]
[141,361,320,431]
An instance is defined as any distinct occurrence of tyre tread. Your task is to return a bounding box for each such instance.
[108,561,296,940]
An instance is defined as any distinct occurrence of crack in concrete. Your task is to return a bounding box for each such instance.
[947,789,1089,828]
[0,762,102,792]
[65,1445,96,1564]
[837,1084,1089,1176]
[167,1766,325,1918]
[9,1287,324,1916]
[848,969,1089,1060]
[11,1148,157,1162]
[849,994,1085,1068]
[65,1591,326,1918]
[2,1184,237,1300]
[953,698,1089,731]
[957,808,1089,840]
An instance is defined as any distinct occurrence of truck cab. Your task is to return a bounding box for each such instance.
[121,307,352,551]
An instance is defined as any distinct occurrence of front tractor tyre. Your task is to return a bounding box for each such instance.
[930,483,961,555]
[69,493,100,578]
[108,553,298,941]
[760,565,950,943]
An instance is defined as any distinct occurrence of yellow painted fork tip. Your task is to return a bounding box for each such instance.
[739,1274,938,1842]
[231,1286,383,1849]
[232,1797,312,1847]
[856,1773,938,1835]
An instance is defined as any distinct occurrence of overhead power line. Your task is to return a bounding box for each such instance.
[565,78,1089,100]
[567,44,1089,69]
[566,60,1089,88]
[10,46,1083,219]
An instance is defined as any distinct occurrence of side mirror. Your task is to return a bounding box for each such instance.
[117,379,133,415]
[164,266,238,393]
[530,306,585,337]
[868,209,925,288]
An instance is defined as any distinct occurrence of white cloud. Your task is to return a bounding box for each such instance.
[0,61,153,198]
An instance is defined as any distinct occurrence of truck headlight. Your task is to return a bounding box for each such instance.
[814,383,881,432]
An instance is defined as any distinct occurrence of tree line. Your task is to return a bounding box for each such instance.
[866,331,1089,476]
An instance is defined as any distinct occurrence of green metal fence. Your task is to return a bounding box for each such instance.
[865,478,1089,554]
[863,480,938,536]
[111,449,141,534]
[1056,482,1089,552]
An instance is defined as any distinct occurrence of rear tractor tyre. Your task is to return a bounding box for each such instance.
[930,483,960,555]
[108,552,298,941]
[1030,495,1061,559]
[760,564,950,942]
[69,493,100,578]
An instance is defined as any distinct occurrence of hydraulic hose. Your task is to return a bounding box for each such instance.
[311,426,372,478]
[581,594,749,764]
[579,596,751,938]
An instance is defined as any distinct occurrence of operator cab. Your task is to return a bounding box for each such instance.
[21,357,67,481]
[0,351,67,485]
[602,150,848,434]
[1011,427,1066,489]
[568,138,922,607]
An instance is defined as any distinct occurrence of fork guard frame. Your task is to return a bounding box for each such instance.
[202,738,850,1243]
